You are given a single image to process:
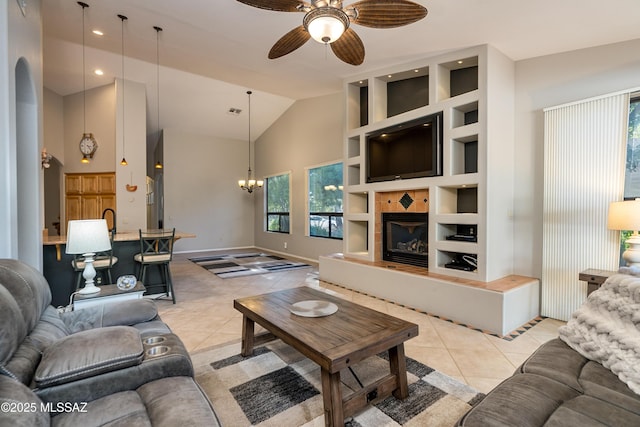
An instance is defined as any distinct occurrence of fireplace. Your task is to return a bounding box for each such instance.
[382,212,428,267]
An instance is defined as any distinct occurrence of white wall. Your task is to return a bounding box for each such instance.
[162,128,254,252]
[43,87,64,160]
[115,78,147,232]
[514,38,640,278]
[63,84,115,174]
[254,92,344,261]
[0,0,43,268]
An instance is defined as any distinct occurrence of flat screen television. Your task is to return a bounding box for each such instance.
[366,112,443,183]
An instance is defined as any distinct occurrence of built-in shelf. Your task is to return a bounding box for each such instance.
[437,56,479,102]
[452,101,479,128]
[346,220,369,253]
[347,136,361,158]
[451,135,478,175]
[328,45,530,334]
[347,192,368,214]
[347,164,361,186]
[341,45,515,283]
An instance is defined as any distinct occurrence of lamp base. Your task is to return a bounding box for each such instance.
[79,252,101,295]
[622,233,640,267]
[78,283,101,294]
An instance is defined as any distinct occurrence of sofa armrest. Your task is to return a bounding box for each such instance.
[60,299,159,333]
[35,326,143,388]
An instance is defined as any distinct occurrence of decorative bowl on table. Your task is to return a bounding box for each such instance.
[116,275,137,290]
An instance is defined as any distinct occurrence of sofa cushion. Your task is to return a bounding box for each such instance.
[60,299,160,333]
[0,259,51,331]
[580,361,640,415]
[545,395,640,426]
[520,338,588,392]
[0,285,26,367]
[35,326,143,388]
[50,377,221,427]
[458,373,581,427]
[0,376,49,427]
[4,306,73,385]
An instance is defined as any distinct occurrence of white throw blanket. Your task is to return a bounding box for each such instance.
[558,272,640,395]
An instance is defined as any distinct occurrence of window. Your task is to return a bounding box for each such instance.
[266,173,290,233]
[308,162,343,239]
[624,96,640,199]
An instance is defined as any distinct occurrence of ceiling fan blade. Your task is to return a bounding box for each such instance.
[236,0,309,12]
[347,0,428,28]
[331,28,365,66]
[268,26,311,59]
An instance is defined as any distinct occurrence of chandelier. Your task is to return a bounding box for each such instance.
[238,90,263,193]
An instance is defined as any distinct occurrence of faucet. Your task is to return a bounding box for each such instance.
[102,208,116,234]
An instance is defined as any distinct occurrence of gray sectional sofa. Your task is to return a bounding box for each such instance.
[459,272,640,426]
[0,258,220,426]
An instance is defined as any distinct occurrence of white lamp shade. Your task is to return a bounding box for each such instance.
[65,219,111,254]
[607,199,640,231]
[307,15,345,44]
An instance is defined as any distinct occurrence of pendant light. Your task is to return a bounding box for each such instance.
[154,25,163,170]
[78,2,97,164]
[238,91,263,193]
[118,13,128,166]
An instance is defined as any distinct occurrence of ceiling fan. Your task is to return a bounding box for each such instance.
[236,0,428,66]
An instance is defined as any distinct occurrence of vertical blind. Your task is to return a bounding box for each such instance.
[542,92,629,320]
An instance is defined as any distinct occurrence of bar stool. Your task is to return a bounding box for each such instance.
[134,228,176,304]
[71,229,118,290]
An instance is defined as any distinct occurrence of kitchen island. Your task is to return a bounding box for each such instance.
[43,230,195,307]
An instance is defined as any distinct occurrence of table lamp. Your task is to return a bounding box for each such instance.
[65,219,111,294]
[608,199,640,267]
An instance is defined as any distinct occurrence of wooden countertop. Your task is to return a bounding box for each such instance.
[43,230,195,245]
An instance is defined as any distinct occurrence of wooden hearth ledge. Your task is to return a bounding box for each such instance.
[319,254,540,336]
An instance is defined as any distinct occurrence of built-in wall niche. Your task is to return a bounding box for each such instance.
[452,101,479,128]
[347,136,360,158]
[437,56,478,101]
[452,135,478,175]
[348,192,368,214]
[438,185,478,214]
[437,223,477,242]
[375,67,429,119]
[347,79,369,130]
[347,220,369,253]
[347,164,361,186]
[437,250,478,272]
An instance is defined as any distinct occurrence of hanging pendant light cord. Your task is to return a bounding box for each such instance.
[247,90,252,178]
[79,2,88,134]
[155,26,163,139]
[119,14,128,165]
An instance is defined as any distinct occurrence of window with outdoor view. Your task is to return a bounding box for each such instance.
[266,173,290,233]
[308,162,343,239]
[624,95,640,199]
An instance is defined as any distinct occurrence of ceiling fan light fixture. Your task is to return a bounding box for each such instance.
[304,7,349,44]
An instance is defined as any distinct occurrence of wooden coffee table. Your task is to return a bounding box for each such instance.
[234,286,419,426]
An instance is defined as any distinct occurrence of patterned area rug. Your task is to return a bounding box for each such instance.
[193,340,484,426]
[190,253,310,278]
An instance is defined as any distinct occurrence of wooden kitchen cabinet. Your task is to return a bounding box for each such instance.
[65,173,116,230]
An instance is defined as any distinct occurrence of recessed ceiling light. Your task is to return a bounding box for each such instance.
[94,69,103,76]
[92,29,104,36]
[458,60,463,64]
[358,80,364,84]
[387,74,392,78]
[414,69,419,73]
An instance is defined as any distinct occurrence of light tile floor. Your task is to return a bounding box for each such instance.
[155,249,565,394]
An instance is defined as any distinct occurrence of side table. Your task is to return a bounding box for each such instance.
[578,269,617,296]
[73,282,146,310]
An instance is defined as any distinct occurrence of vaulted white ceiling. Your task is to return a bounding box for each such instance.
[42,0,640,145]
